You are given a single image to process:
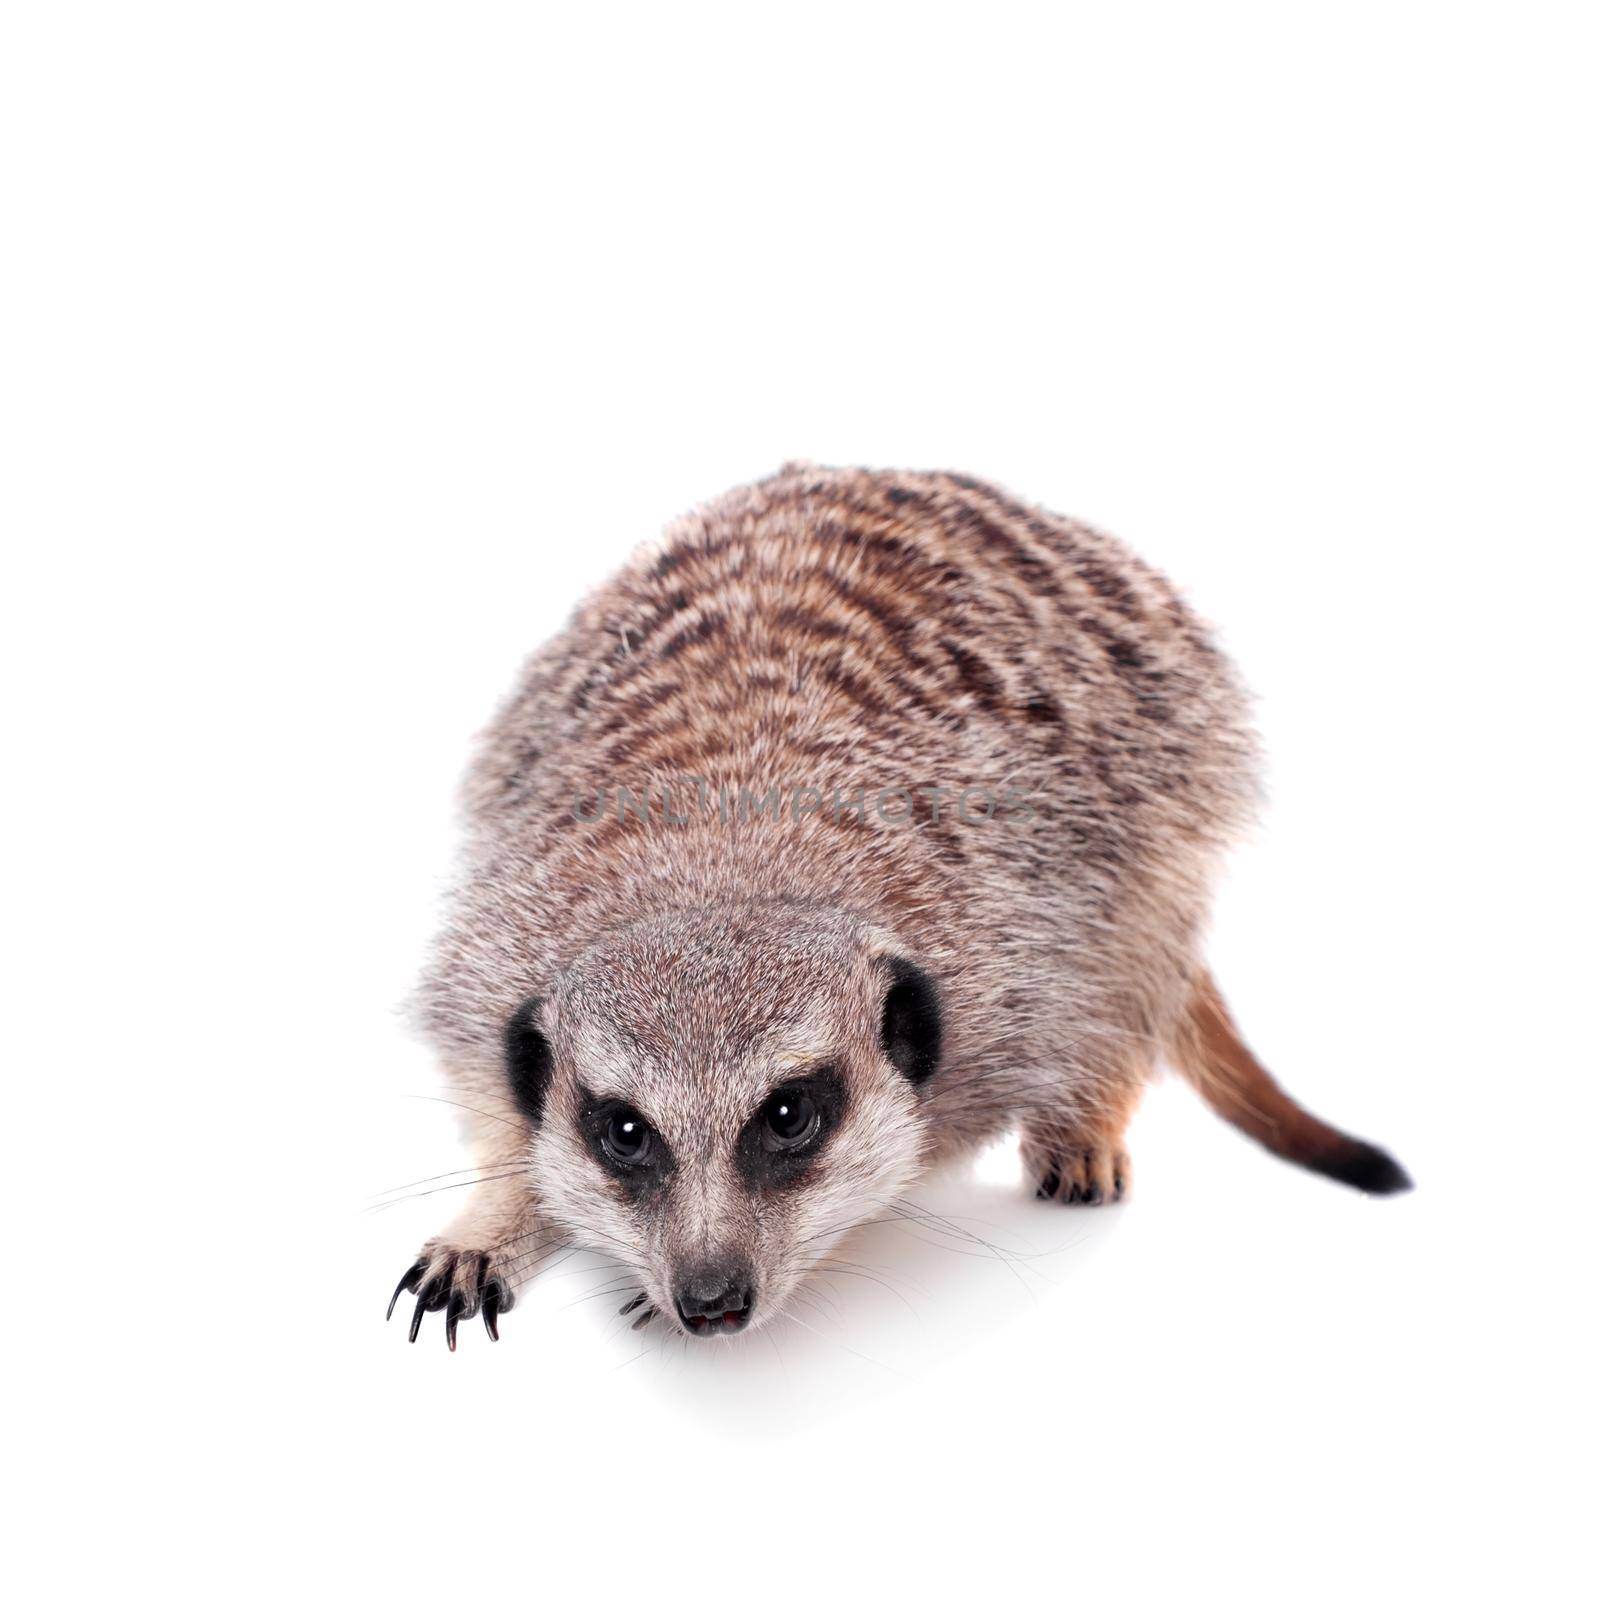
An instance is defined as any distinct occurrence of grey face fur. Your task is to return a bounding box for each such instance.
[529,906,933,1334]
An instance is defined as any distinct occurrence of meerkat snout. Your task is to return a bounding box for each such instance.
[674,1262,755,1336]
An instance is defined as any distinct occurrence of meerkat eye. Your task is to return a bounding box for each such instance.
[736,1067,844,1189]
[761,1087,820,1151]
[601,1106,654,1166]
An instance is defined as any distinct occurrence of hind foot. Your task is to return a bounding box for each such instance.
[1027,1141,1130,1206]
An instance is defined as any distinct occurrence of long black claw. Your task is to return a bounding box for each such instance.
[631,1308,656,1331]
[408,1292,428,1343]
[1036,1164,1061,1201]
[446,1292,465,1352]
[619,1293,647,1317]
[387,1259,426,1321]
[482,1278,502,1342]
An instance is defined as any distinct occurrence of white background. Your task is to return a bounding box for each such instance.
[4,4,1596,1595]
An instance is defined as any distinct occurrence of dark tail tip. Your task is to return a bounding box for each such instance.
[1308,1139,1414,1196]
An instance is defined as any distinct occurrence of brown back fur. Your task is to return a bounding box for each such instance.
[421,462,1259,1147]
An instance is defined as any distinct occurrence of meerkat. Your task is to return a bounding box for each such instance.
[388,463,1410,1349]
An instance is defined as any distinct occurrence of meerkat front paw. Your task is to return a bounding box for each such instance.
[386,1246,513,1350]
[1028,1141,1130,1206]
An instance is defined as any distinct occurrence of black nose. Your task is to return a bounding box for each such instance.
[674,1267,754,1335]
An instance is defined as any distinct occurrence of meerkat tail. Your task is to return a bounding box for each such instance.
[1174,970,1413,1195]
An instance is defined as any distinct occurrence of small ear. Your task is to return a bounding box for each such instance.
[504,997,554,1124]
[879,958,942,1086]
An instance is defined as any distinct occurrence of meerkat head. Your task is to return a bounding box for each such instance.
[504,903,942,1336]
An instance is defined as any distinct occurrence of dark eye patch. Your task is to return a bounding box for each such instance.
[577,1085,674,1200]
[735,1065,847,1192]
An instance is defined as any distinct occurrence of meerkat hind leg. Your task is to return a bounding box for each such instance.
[1022,1081,1144,1206]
